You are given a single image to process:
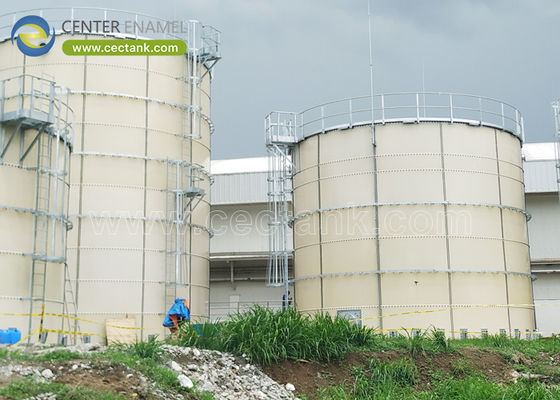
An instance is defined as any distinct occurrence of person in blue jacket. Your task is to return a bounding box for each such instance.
[163,298,190,333]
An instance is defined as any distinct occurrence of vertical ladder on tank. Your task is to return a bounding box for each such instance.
[163,21,218,315]
[29,129,53,333]
[165,161,182,309]
[552,101,560,198]
[265,112,298,296]
[62,263,80,343]
[164,161,206,311]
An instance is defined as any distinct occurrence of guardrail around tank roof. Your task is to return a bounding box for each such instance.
[0,7,221,59]
[266,93,524,145]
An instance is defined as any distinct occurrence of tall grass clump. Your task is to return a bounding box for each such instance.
[175,321,222,350]
[431,329,452,353]
[403,328,428,356]
[175,305,374,365]
[321,358,417,399]
[122,335,164,362]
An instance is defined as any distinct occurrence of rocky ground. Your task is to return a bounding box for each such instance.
[0,344,299,400]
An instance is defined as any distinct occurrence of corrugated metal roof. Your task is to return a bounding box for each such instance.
[211,171,268,204]
[524,160,558,193]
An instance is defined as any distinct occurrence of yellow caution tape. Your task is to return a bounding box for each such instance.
[0,313,42,317]
[348,302,546,323]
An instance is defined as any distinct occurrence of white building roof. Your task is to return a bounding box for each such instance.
[523,142,556,161]
[211,157,268,174]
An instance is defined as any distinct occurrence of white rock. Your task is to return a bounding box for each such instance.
[187,364,198,371]
[41,369,54,379]
[178,374,194,389]
[285,383,296,392]
[192,348,201,357]
[126,373,134,379]
[71,365,78,371]
[169,360,182,372]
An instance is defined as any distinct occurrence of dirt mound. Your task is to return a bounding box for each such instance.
[54,361,149,399]
[264,348,516,399]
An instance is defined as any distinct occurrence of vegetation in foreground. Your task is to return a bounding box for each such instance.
[175,305,373,364]
[175,306,560,398]
[1,306,559,399]
[0,337,215,400]
[0,378,126,400]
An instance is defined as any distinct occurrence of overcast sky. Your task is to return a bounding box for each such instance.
[9,1,560,158]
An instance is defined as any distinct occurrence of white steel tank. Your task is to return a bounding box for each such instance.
[0,8,220,342]
[267,93,534,336]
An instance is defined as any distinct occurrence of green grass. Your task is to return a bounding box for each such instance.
[318,358,418,399]
[0,348,84,363]
[0,378,125,399]
[174,305,375,364]
[454,334,560,359]
[450,359,478,378]
[114,335,165,362]
[318,371,560,400]
[0,340,215,399]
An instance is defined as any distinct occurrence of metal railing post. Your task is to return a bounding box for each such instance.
[48,82,55,122]
[449,94,454,123]
[515,110,520,138]
[29,76,34,114]
[321,106,325,133]
[1,80,5,120]
[348,99,353,128]
[381,94,385,124]
[416,93,420,122]
[478,97,483,126]
[17,76,22,115]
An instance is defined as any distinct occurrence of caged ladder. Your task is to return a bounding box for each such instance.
[265,112,298,301]
[163,21,220,315]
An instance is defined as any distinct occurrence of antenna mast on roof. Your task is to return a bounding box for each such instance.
[553,101,560,199]
[368,0,375,144]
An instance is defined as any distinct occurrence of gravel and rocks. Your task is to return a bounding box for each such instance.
[0,344,298,400]
[162,344,295,400]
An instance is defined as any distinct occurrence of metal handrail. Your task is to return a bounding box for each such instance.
[0,75,73,142]
[267,93,524,145]
[0,7,221,58]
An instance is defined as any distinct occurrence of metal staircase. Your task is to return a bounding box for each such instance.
[163,22,220,314]
[164,161,206,311]
[0,75,74,341]
[265,112,298,299]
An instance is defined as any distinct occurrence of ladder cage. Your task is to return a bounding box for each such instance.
[265,112,297,288]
